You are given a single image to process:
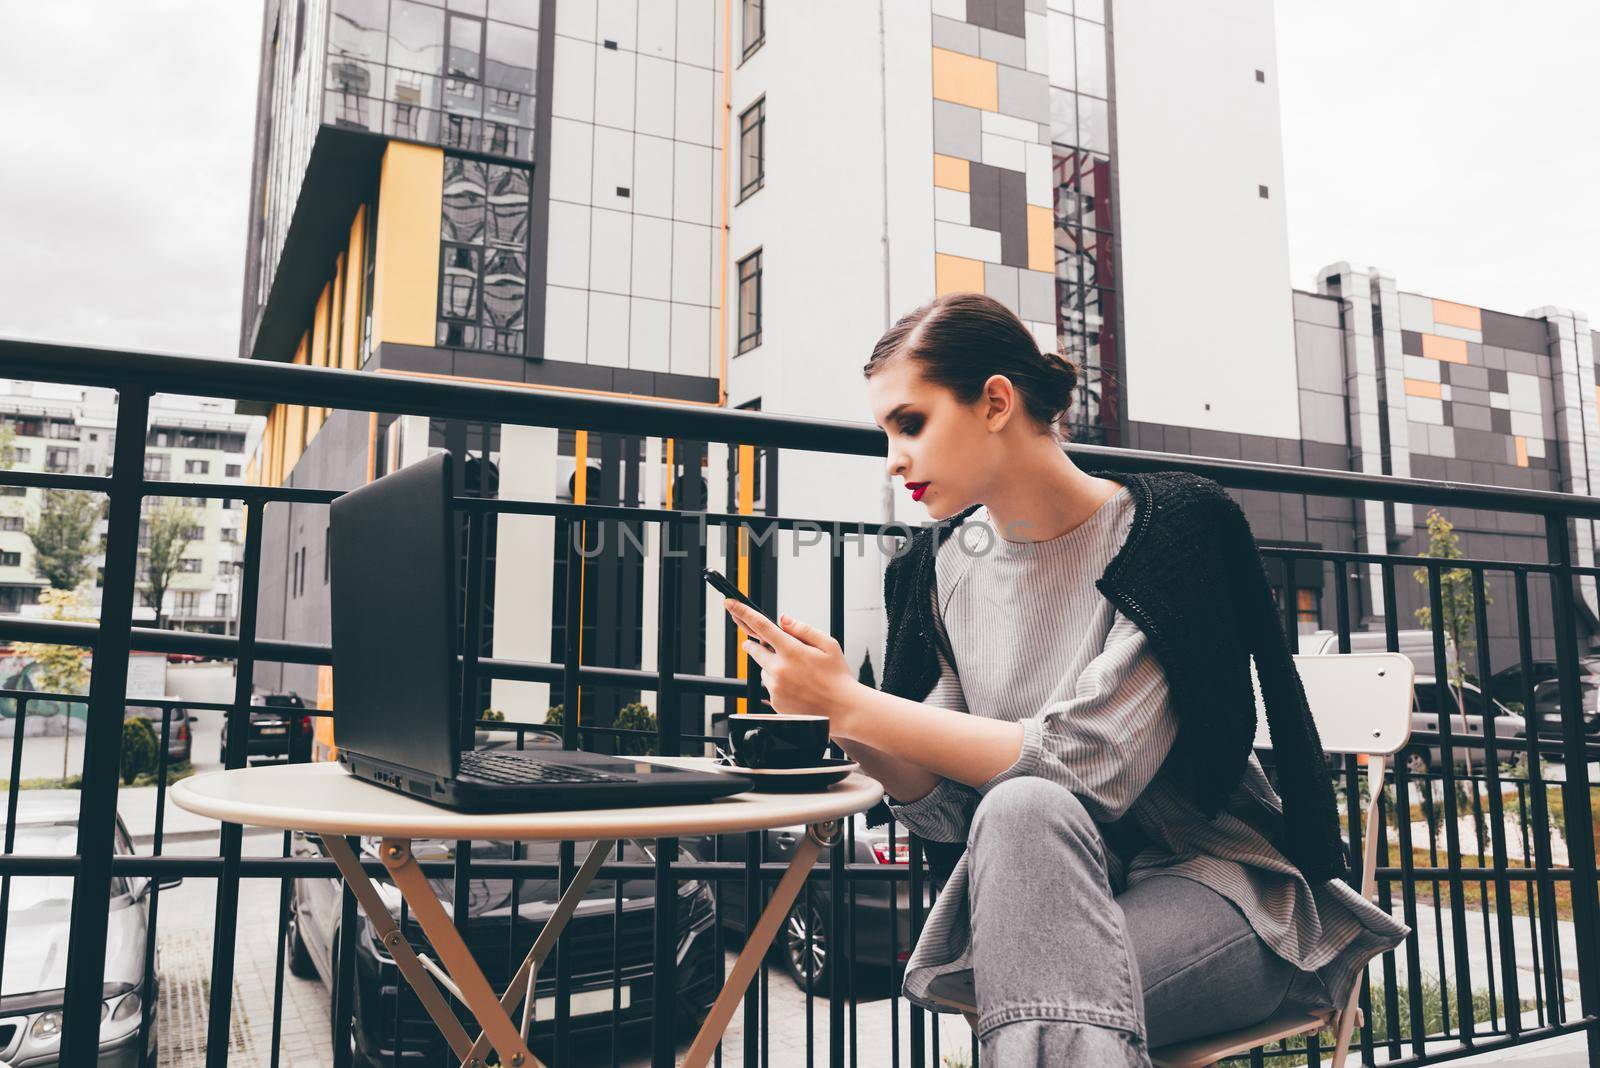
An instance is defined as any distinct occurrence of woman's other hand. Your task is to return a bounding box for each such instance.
[724,598,858,723]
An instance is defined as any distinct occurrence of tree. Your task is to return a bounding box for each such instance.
[0,422,15,470]
[1412,507,1493,787]
[142,500,199,629]
[26,489,101,591]
[857,649,878,690]
[10,588,92,780]
[1412,508,1490,692]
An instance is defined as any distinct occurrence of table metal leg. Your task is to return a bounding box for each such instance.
[460,838,618,1065]
[322,835,473,1060]
[377,837,542,1066]
[680,819,842,1068]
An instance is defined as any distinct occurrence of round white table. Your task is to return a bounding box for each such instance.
[172,757,884,1068]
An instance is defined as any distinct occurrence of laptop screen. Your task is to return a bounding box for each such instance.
[328,450,461,779]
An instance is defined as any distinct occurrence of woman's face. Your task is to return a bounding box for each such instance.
[866,356,1011,521]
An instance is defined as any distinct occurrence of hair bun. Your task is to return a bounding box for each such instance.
[1044,347,1079,399]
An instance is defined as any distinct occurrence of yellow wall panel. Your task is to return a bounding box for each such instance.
[1421,334,1469,364]
[1514,437,1529,467]
[1432,299,1482,331]
[1026,206,1052,273]
[372,142,444,348]
[931,48,998,111]
[933,154,970,191]
[934,253,986,296]
[311,284,331,368]
[343,206,366,369]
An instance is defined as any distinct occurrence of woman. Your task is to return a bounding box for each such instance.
[722,293,1408,1065]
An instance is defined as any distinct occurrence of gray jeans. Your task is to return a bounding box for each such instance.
[965,776,1297,1065]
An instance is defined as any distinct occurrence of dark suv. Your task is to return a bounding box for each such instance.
[287,834,721,1064]
[221,691,313,764]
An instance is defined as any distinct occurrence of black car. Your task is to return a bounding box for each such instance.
[712,811,916,996]
[221,691,313,764]
[124,702,194,765]
[1488,656,1600,709]
[1530,676,1600,742]
[287,833,721,1064]
[0,791,180,1066]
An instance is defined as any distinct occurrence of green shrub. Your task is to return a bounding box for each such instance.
[480,708,506,722]
[542,702,657,755]
[120,717,159,785]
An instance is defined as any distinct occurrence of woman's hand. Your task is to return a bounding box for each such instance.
[724,599,858,725]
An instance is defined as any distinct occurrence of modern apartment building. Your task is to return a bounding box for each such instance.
[0,382,261,631]
[239,0,1599,730]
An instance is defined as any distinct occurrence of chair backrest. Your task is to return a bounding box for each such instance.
[1250,652,1414,757]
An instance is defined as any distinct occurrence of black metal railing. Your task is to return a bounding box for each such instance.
[0,337,1596,1066]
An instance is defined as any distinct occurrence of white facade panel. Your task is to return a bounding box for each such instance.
[1112,0,1300,439]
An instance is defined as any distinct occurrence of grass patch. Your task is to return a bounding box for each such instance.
[0,761,195,792]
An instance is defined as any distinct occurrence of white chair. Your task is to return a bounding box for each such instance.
[920,651,1414,1068]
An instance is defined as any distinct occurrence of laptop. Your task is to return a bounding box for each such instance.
[328,450,752,811]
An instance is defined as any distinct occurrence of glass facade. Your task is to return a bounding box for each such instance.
[323,0,540,162]
[1047,0,1119,447]
[437,153,531,353]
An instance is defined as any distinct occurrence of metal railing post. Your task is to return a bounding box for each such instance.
[60,387,148,1067]
[1544,512,1600,1060]
[208,485,268,1064]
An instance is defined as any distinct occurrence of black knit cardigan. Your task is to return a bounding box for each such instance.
[862,468,1350,887]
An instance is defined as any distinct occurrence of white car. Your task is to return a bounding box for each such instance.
[1407,676,1528,774]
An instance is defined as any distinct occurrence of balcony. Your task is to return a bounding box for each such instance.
[0,337,1598,1066]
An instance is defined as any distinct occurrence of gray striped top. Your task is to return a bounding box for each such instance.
[884,487,1409,1019]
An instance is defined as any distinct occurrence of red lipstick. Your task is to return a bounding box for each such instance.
[906,481,930,501]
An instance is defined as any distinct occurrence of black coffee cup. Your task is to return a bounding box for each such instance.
[727,713,830,769]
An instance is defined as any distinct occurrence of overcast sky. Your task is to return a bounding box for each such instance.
[0,2,1594,360]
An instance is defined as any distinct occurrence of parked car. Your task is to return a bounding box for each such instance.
[1406,676,1528,774]
[1529,675,1600,743]
[712,810,915,996]
[0,791,180,1066]
[221,691,313,765]
[1299,628,1458,680]
[288,791,720,1063]
[123,701,194,765]
[1488,656,1600,710]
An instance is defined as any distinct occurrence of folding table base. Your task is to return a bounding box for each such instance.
[323,818,842,1067]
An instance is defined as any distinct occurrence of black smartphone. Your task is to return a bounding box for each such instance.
[703,568,776,649]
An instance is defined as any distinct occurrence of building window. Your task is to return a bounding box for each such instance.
[736,249,763,354]
[220,527,239,544]
[0,486,25,497]
[185,525,207,541]
[226,463,242,478]
[178,558,203,574]
[0,552,21,567]
[1049,7,1118,448]
[45,448,77,473]
[215,592,232,618]
[741,0,764,60]
[0,517,23,532]
[185,459,210,475]
[437,154,531,356]
[144,454,170,480]
[12,448,30,463]
[294,545,306,597]
[738,98,765,201]
[1296,586,1321,632]
[174,591,201,616]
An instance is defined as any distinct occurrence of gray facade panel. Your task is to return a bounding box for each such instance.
[1480,308,1550,354]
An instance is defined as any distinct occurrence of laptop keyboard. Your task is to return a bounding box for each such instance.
[459,750,637,785]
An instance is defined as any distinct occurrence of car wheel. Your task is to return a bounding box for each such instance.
[286,896,318,980]
[780,897,830,994]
